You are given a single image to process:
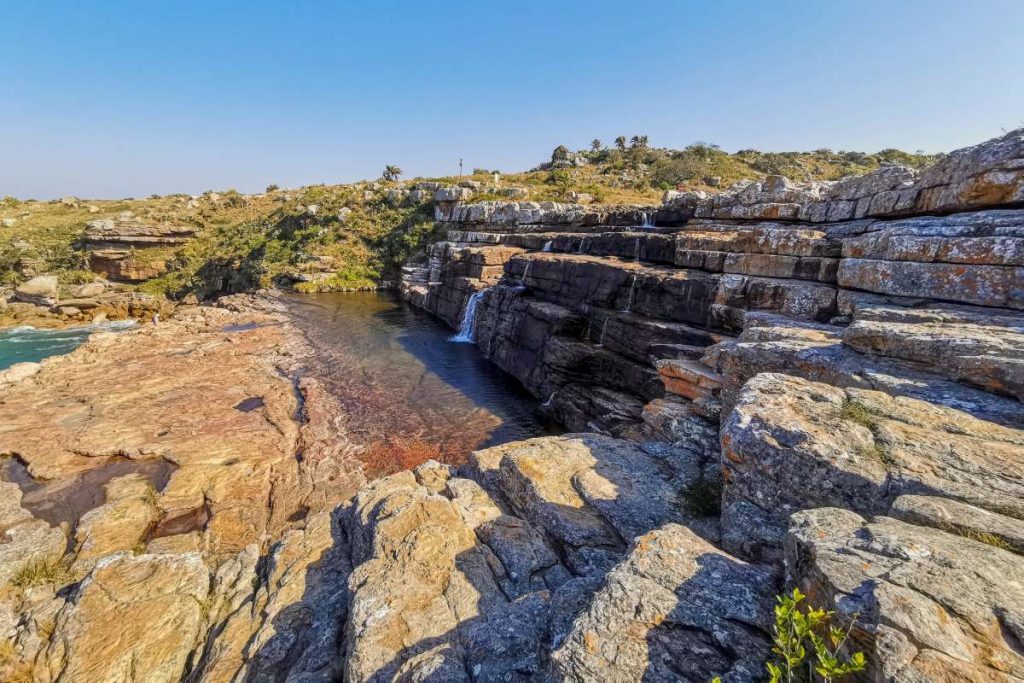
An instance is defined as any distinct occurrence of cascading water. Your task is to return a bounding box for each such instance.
[634,237,641,261]
[542,241,553,252]
[623,274,637,313]
[450,289,488,343]
[640,212,655,229]
[521,260,532,285]
[596,318,609,347]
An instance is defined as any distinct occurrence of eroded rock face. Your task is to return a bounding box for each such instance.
[786,508,1024,682]
[720,373,1024,561]
[0,299,363,559]
[552,524,774,682]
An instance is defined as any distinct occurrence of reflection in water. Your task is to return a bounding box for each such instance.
[283,291,557,461]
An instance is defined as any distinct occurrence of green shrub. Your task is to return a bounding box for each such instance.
[766,588,866,682]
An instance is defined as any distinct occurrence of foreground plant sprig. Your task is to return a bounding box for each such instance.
[767,588,866,682]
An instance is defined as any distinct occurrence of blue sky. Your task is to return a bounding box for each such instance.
[3,0,1022,199]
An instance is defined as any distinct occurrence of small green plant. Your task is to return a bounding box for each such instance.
[767,588,866,682]
[838,399,877,429]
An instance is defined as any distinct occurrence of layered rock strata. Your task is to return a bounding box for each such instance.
[83,214,198,282]
[0,130,1021,682]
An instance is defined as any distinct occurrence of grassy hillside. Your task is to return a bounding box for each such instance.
[0,139,940,299]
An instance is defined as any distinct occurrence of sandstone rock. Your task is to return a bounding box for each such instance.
[0,482,66,585]
[0,361,41,385]
[838,258,1022,309]
[71,474,160,573]
[708,312,1024,428]
[786,508,1024,681]
[552,523,774,682]
[843,304,1024,400]
[841,209,1024,266]
[40,553,209,683]
[0,300,361,560]
[14,275,59,306]
[890,494,1024,554]
[720,373,1024,560]
[434,186,474,202]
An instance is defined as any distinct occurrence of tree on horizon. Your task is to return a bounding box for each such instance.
[382,165,403,181]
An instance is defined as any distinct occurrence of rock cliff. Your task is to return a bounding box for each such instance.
[0,130,1021,682]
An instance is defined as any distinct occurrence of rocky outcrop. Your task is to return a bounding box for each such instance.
[83,213,198,282]
[786,508,1024,681]
[402,130,1024,436]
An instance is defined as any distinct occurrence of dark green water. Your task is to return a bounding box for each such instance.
[0,321,136,370]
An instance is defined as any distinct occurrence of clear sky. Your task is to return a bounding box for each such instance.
[3,0,1022,199]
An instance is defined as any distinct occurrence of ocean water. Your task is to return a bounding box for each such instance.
[0,321,136,370]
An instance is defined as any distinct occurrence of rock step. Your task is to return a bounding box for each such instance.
[707,311,1024,428]
[655,358,723,401]
[506,252,838,332]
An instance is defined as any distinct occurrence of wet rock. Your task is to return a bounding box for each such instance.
[551,523,774,682]
[786,508,1024,681]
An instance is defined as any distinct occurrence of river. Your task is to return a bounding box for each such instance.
[282,291,557,464]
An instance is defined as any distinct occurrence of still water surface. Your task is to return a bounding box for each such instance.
[283,291,556,460]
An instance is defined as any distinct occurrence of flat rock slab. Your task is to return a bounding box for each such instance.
[844,304,1024,400]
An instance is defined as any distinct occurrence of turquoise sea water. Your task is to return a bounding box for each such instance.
[0,321,136,370]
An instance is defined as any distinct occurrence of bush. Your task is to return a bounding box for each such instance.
[766,588,866,682]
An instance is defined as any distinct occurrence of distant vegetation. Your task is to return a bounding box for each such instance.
[0,136,939,299]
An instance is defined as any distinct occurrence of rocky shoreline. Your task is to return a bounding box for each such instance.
[0,129,1020,682]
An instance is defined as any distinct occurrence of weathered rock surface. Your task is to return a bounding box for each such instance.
[552,524,774,682]
[787,508,1024,681]
[40,552,209,683]
[720,372,1024,560]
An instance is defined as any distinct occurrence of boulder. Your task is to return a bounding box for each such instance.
[551,523,774,682]
[14,275,59,306]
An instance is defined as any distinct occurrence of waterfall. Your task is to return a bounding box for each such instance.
[450,289,488,343]
[596,318,609,347]
[640,212,655,229]
[542,240,553,252]
[577,237,587,254]
[521,260,532,284]
[634,237,641,261]
[623,274,637,313]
